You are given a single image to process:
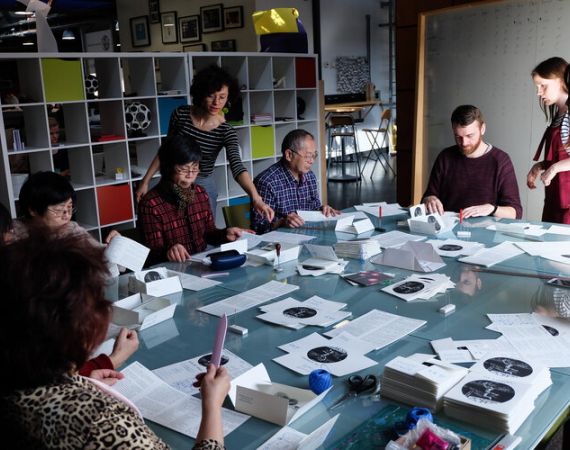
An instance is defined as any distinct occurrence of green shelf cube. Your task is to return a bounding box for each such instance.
[251,126,275,159]
[42,58,85,102]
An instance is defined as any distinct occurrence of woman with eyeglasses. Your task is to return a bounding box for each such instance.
[136,64,274,223]
[138,135,246,264]
[13,171,138,379]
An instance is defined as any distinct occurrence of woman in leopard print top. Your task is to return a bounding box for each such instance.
[0,231,229,449]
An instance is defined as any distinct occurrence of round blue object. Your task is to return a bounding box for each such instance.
[406,407,433,429]
[309,369,333,395]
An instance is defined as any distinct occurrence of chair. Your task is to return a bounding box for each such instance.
[361,109,396,178]
[327,114,362,182]
[222,203,251,229]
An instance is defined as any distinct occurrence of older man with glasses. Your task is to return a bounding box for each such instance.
[251,129,339,233]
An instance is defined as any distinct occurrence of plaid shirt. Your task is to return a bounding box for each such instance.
[138,183,226,264]
[252,159,321,233]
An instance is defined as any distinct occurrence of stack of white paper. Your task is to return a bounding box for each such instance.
[257,296,351,330]
[382,274,455,301]
[425,239,485,258]
[469,354,551,394]
[381,353,468,411]
[324,309,426,350]
[458,242,524,267]
[273,332,377,377]
[443,371,546,432]
[370,230,427,249]
[113,361,249,438]
[334,239,382,259]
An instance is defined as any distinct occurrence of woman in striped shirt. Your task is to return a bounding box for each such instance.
[528,57,570,224]
[137,65,274,222]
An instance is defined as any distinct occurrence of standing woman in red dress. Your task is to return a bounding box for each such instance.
[527,57,570,224]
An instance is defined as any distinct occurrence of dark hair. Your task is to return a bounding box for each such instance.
[158,135,202,182]
[532,57,568,122]
[0,203,12,240]
[18,171,75,219]
[190,65,239,110]
[0,230,112,391]
[281,129,315,155]
[450,105,485,127]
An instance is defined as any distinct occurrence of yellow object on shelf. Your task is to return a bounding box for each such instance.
[42,59,85,102]
[252,8,300,35]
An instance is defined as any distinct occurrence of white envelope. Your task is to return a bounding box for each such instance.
[229,364,331,426]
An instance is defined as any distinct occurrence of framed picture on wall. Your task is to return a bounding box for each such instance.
[224,6,243,29]
[130,16,150,47]
[211,39,236,52]
[183,43,207,52]
[161,11,178,44]
[148,0,160,24]
[201,4,223,33]
[179,15,200,43]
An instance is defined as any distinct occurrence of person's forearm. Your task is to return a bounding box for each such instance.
[196,407,224,446]
[236,171,261,202]
[494,205,516,219]
[141,155,160,185]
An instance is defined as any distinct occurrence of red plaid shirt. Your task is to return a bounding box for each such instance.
[138,183,226,264]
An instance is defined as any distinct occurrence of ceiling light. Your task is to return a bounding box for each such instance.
[114,20,119,31]
[22,40,34,46]
[14,11,34,16]
[62,29,75,40]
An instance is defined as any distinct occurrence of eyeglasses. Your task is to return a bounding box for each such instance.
[47,205,76,218]
[175,165,200,176]
[289,149,318,161]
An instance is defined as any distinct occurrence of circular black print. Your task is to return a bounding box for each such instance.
[393,281,425,294]
[414,207,423,217]
[283,307,317,319]
[307,346,348,363]
[198,354,229,367]
[144,271,163,282]
[483,357,533,377]
[542,325,559,336]
[428,215,442,231]
[439,244,463,251]
[461,380,515,403]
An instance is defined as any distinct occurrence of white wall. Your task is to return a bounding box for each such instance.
[116,0,258,52]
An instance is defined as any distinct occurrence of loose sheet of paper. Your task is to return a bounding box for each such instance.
[324,309,426,350]
[297,210,367,222]
[258,231,317,245]
[113,361,249,438]
[168,270,221,291]
[153,349,252,396]
[370,230,427,248]
[458,241,524,267]
[355,202,406,217]
[256,415,339,450]
[104,235,150,272]
[197,280,300,317]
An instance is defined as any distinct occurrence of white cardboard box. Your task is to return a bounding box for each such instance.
[229,363,330,426]
[112,293,176,331]
[128,267,183,296]
[246,242,300,266]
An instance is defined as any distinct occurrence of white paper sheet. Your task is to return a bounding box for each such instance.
[458,242,524,267]
[168,270,221,291]
[153,349,252,396]
[355,202,406,217]
[104,236,150,272]
[514,241,570,265]
[370,230,427,248]
[324,309,426,350]
[113,361,249,438]
[546,225,570,236]
[197,280,300,317]
[426,239,485,257]
[258,231,317,244]
[297,210,367,222]
[256,415,339,450]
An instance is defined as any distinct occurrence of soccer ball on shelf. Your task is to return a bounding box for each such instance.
[124,101,151,137]
[84,74,99,98]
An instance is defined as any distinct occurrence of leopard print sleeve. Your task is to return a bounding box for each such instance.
[194,439,224,450]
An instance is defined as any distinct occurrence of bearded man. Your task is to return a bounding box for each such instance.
[422,105,522,219]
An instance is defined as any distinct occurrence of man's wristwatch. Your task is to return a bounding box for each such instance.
[489,205,498,216]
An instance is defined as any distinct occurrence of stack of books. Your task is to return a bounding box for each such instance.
[381,354,468,411]
[443,354,551,432]
[251,112,273,124]
[334,239,381,260]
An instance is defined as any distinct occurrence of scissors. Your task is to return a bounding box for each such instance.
[329,374,379,410]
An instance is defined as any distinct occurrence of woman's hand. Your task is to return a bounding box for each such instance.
[252,197,275,222]
[167,243,190,262]
[109,328,139,369]
[194,364,231,411]
[89,369,124,386]
[136,182,149,202]
[527,162,544,189]
[105,229,121,244]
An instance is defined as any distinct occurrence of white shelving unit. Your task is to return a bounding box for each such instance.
[0,52,320,238]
